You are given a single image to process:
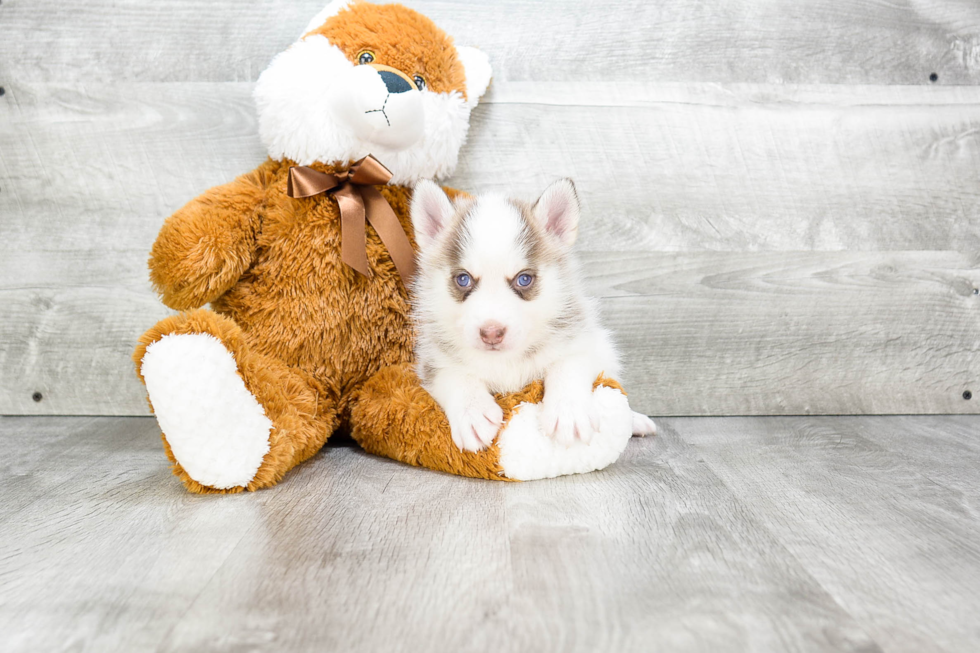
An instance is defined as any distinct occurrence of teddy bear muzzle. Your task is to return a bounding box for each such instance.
[334,63,425,151]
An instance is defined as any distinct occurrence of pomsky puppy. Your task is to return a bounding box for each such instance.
[410,178,657,452]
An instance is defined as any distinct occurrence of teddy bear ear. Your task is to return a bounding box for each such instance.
[455,46,492,108]
[301,0,351,38]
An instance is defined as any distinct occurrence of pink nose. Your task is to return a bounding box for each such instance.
[479,322,507,346]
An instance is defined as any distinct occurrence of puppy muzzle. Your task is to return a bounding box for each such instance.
[334,64,425,150]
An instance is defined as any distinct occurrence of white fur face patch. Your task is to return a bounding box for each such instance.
[449,195,553,356]
[254,34,475,184]
[412,183,585,392]
[333,64,424,149]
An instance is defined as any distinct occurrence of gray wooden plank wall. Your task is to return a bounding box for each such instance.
[1,0,978,416]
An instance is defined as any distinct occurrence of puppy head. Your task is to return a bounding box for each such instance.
[254,0,492,185]
[411,179,581,359]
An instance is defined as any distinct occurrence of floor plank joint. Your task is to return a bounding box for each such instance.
[2,415,978,652]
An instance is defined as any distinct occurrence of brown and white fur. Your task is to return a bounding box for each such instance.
[410,178,657,452]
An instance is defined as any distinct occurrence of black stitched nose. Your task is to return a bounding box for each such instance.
[378,70,413,94]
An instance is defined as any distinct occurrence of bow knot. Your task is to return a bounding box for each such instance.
[286,155,416,284]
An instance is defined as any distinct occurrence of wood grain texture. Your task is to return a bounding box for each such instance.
[588,250,980,416]
[1,0,979,84]
[158,446,515,652]
[0,417,275,652]
[3,415,980,651]
[677,415,980,653]
[3,5,980,417]
[2,251,977,416]
[0,287,169,415]
[476,436,877,653]
[158,431,879,653]
[846,415,980,508]
[5,82,980,256]
[2,81,979,416]
[0,415,103,520]
[455,83,980,253]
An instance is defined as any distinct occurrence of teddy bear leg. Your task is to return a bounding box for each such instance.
[352,363,637,482]
[351,364,512,481]
[134,309,338,494]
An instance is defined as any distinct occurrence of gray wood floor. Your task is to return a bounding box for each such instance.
[1,416,979,653]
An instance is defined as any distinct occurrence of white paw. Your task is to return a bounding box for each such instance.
[443,390,503,452]
[497,385,633,480]
[540,386,600,448]
[631,411,657,437]
[140,334,272,489]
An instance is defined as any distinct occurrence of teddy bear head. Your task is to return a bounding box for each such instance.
[254,0,492,185]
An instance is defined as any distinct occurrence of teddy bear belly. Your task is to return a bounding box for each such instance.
[207,186,417,412]
[211,274,414,410]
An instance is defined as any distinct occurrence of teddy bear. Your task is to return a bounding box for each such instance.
[134,0,639,493]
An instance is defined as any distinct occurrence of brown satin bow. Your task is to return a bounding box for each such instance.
[286,154,415,284]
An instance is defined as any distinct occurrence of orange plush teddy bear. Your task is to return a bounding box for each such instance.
[134,0,637,493]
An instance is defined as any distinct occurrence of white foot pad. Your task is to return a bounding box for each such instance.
[496,386,633,481]
[140,334,272,489]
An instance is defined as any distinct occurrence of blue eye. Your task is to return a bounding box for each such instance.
[455,273,471,288]
[516,273,534,288]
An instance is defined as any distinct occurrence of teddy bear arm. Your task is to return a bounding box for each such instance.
[148,165,272,310]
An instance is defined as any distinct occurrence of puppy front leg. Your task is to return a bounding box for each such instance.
[540,358,601,448]
[426,369,503,452]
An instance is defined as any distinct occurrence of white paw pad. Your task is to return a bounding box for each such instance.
[140,334,272,489]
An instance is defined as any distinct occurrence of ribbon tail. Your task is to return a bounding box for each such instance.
[334,184,371,277]
[361,186,417,286]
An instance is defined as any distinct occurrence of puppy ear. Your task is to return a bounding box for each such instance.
[532,178,580,248]
[301,0,351,38]
[411,180,454,250]
[455,46,492,108]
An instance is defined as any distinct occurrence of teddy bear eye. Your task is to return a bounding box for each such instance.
[357,51,375,65]
[413,75,426,91]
